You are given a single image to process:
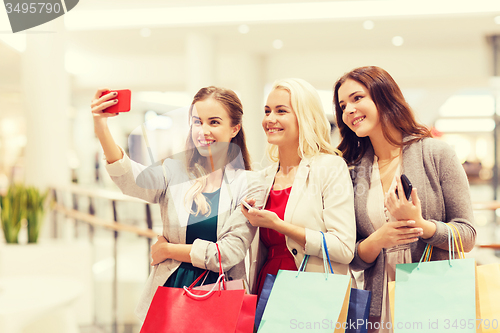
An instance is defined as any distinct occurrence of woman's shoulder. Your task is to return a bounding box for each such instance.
[232,168,266,184]
[162,158,184,169]
[309,153,348,168]
[161,158,190,182]
[306,153,351,181]
[256,163,278,177]
[418,137,456,159]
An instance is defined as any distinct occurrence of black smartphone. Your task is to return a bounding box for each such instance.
[396,174,413,200]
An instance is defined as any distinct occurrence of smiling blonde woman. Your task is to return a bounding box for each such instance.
[244,78,356,298]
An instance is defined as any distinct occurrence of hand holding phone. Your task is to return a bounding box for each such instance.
[241,200,253,211]
[396,174,413,200]
[100,89,131,113]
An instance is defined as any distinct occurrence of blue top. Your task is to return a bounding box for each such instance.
[163,188,221,288]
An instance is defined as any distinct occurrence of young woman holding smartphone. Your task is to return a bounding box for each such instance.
[91,86,265,321]
[243,78,356,297]
[333,66,476,332]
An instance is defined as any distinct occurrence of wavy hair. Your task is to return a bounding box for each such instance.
[333,66,431,165]
[184,86,251,216]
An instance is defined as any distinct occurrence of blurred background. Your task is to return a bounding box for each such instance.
[1,0,500,332]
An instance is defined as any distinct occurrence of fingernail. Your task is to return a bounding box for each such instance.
[115,113,119,115]
[114,99,118,103]
[408,220,415,224]
[113,92,117,96]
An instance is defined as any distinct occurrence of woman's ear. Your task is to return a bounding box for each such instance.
[231,124,241,138]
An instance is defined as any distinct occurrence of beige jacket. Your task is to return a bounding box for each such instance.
[106,149,266,321]
[248,153,356,291]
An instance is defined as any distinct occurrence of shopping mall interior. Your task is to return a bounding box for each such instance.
[1,1,500,332]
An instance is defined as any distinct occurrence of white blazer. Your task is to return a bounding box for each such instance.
[106,149,266,321]
[248,153,356,292]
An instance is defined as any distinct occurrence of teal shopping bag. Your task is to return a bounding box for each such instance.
[258,232,351,333]
[394,224,478,333]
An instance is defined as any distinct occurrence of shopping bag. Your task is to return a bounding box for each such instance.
[389,242,434,327]
[140,244,256,333]
[258,232,351,333]
[254,274,276,330]
[237,292,258,333]
[140,283,246,333]
[191,271,257,333]
[193,274,248,292]
[388,280,395,325]
[476,264,500,332]
[346,287,372,333]
[393,223,479,333]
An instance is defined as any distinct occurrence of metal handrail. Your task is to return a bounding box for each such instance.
[50,186,157,333]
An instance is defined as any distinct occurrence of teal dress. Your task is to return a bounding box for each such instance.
[163,188,220,288]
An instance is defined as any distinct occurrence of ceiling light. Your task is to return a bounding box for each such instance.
[435,118,495,133]
[273,39,283,49]
[363,20,374,30]
[238,24,250,34]
[439,95,494,117]
[392,36,404,46]
[65,1,500,31]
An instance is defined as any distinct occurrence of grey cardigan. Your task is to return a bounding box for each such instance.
[350,137,476,317]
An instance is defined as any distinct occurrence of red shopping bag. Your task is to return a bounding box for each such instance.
[140,244,256,333]
[236,292,257,333]
[192,270,257,333]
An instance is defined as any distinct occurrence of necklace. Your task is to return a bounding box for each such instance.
[377,153,399,168]
[377,154,401,193]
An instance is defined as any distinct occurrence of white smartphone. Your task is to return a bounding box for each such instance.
[241,200,253,210]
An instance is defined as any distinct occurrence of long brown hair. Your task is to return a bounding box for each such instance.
[184,86,251,215]
[333,66,431,165]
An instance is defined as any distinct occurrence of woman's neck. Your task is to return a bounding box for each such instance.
[277,144,301,174]
[203,149,228,172]
[369,128,403,161]
[204,168,223,192]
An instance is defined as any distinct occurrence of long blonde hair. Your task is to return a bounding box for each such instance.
[184,86,250,216]
[266,78,339,162]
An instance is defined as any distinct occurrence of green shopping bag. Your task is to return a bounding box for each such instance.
[258,232,351,333]
[394,224,478,333]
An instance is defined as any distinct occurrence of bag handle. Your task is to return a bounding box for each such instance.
[321,231,334,274]
[183,243,226,298]
[449,224,465,259]
[216,243,226,289]
[296,231,332,280]
[418,222,456,269]
[416,223,466,270]
[183,274,226,300]
[444,223,456,266]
